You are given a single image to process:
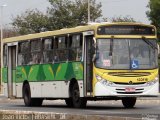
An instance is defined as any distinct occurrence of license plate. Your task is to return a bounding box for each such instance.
[125,88,135,92]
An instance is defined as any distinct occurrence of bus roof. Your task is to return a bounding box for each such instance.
[3,22,156,43]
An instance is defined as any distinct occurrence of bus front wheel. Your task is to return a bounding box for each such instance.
[71,82,87,108]
[23,83,43,106]
[122,97,136,108]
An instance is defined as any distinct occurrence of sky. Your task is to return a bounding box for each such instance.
[0,0,150,28]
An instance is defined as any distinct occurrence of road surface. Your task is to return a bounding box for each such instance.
[0,95,160,119]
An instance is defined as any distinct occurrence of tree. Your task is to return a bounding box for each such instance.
[103,16,136,22]
[110,16,136,22]
[146,0,160,37]
[12,9,50,35]
[47,0,102,29]
[12,0,102,35]
[3,28,18,38]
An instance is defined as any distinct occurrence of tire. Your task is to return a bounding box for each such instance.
[23,83,32,106]
[23,83,43,106]
[122,97,136,108]
[71,82,87,108]
[32,98,43,106]
[65,98,73,107]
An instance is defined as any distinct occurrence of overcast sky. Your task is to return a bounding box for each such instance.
[0,0,150,28]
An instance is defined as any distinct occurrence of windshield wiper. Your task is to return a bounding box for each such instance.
[142,36,157,50]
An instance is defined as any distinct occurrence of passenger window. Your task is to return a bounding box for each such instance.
[68,34,83,61]
[19,41,30,53]
[31,39,41,52]
[72,35,81,48]
[58,37,66,49]
[44,38,53,50]
[30,39,42,64]
[30,53,41,64]
[18,41,31,65]
[43,38,54,63]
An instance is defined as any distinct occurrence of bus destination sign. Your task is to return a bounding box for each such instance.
[97,25,155,35]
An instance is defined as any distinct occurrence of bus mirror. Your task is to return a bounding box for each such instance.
[92,54,98,62]
[93,37,96,49]
[158,44,160,55]
[93,37,96,45]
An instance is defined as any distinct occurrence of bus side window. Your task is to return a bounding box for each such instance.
[30,39,42,64]
[57,36,68,62]
[58,36,66,49]
[43,38,53,63]
[18,41,30,65]
[68,34,82,61]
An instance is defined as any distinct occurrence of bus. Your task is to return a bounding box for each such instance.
[1,22,159,108]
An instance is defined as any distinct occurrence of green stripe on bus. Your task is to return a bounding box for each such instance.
[2,62,84,83]
[2,68,8,83]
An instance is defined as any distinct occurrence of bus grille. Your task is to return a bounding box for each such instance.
[108,72,151,77]
[114,82,146,85]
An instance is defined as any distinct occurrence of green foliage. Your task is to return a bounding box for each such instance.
[47,0,102,29]
[12,0,102,35]
[48,0,102,27]
[108,16,136,22]
[146,0,160,36]
[12,9,49,35]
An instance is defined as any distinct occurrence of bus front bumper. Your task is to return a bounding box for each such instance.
[94,81,159,97]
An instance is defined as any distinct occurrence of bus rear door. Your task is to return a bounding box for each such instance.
[7,43,17,98]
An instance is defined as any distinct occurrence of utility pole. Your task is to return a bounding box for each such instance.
[88,0,90,23]
[0,4,7,94]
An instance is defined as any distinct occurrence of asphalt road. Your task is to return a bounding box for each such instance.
[0,96,160,119]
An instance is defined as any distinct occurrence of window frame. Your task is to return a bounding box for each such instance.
[18,40,31,66]
[42,37,54,63]
[68,33,83,62]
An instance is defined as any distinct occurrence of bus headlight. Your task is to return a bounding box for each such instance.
[146,77,158,86]
[96,75,114,87]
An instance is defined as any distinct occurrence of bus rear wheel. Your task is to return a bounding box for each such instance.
[23,83,43,106]
[122,97,136,108]
[71,82,87,108]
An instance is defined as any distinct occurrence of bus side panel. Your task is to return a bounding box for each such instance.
[15,83,23,98]
[2,67,8,97]
[15,62,84,98]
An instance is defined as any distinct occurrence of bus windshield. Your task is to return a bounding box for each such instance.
[95,38,158,70]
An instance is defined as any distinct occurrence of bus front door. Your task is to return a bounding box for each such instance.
[8,45,17,98]
[84,33,94,96]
